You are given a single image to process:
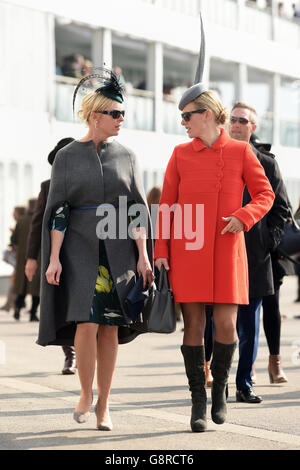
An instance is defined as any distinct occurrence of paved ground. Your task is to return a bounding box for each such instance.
[0,276,300,451]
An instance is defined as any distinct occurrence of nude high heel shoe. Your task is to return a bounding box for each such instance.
[94,399,113,431]
[73,393,93,424]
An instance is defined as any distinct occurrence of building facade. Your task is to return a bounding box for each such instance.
[0,0,300,274]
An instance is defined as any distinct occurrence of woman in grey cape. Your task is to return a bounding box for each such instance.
[37,68,153,430]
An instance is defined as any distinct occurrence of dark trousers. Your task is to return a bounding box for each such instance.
[236,298,262,391]
[15,294,40,313]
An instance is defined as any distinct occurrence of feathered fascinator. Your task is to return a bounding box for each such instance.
[178,13,207,110]
[72,66,125,116]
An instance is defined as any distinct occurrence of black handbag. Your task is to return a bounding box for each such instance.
[141,265,176,334]
[278,211,300,258]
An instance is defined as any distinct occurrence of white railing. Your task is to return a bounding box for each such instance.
[244,3,272,40]
[55,75,77,122]
[141,0,201,16]
[123,88,154,132]
[201,0,238,30]
[158,0,200,16]
[274,16,300,48]
[140,0,300,47]
[163,98,186,135]
[54,76,155,131]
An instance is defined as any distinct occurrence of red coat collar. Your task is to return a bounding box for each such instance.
[192,128,230,152]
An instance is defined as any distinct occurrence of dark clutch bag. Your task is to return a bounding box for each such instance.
[124,276,151,322]
[142,265,176,334]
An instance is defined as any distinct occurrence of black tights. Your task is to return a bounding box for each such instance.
[262,288,281,355]
[204,305,213,362]
[204,288,282,359]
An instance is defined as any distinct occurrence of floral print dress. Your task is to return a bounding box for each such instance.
[51,202,127,326]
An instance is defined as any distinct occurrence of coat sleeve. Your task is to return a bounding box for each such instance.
[129,151,153,267]
[263,157,289,250]
[41,151,68,269]
[10,223,19,247]
[232,144,275,232]
[154,148,180,260]
[26,182,47,259]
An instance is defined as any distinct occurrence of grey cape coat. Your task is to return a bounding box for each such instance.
[37,140,153,346]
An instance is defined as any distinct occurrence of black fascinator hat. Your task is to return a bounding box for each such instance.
[72,66,125,116]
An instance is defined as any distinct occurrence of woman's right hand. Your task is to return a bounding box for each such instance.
[46,258,62,285]
[154,257,170,271]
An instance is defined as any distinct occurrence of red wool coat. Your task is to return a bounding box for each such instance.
[154,129,275,305]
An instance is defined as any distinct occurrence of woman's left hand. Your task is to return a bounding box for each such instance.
[221,216,244,235]
[137,255,154,289]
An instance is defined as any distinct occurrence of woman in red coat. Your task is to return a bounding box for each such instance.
[154,89,274,432]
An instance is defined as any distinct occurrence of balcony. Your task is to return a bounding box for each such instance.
[55,76,188,135]
[54,76,155,131]
[140,0,300,48]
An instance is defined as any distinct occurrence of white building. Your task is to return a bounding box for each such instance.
[0,0,300,275]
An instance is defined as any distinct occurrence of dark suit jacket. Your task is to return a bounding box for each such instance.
[26,180,50,260]
[243,146,289,298]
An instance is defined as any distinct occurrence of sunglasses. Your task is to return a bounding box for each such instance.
[181,108,207,122]
[230,116,254,125]
[96,110,125,119]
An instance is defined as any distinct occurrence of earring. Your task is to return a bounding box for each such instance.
[94,120,98,130]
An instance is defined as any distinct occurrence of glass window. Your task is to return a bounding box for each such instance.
[112,34,148,90]
[279,77,300,148]
[246,67,273,143]
[112,34,155,132]
[54,20,93,122]
[209,58,238,112]
[55,20,93,78]
[163,47,196,135]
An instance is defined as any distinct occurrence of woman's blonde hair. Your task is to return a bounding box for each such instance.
[77,92,116,124]
[193,90,228,125]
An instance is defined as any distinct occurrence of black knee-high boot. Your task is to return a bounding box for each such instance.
[211,341,237,425]
[181,345,207,432]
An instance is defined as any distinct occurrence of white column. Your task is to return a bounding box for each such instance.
[236,63,248,102]
[147,42,163,133]
[92,28,112,68]
[272,73,281,146]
